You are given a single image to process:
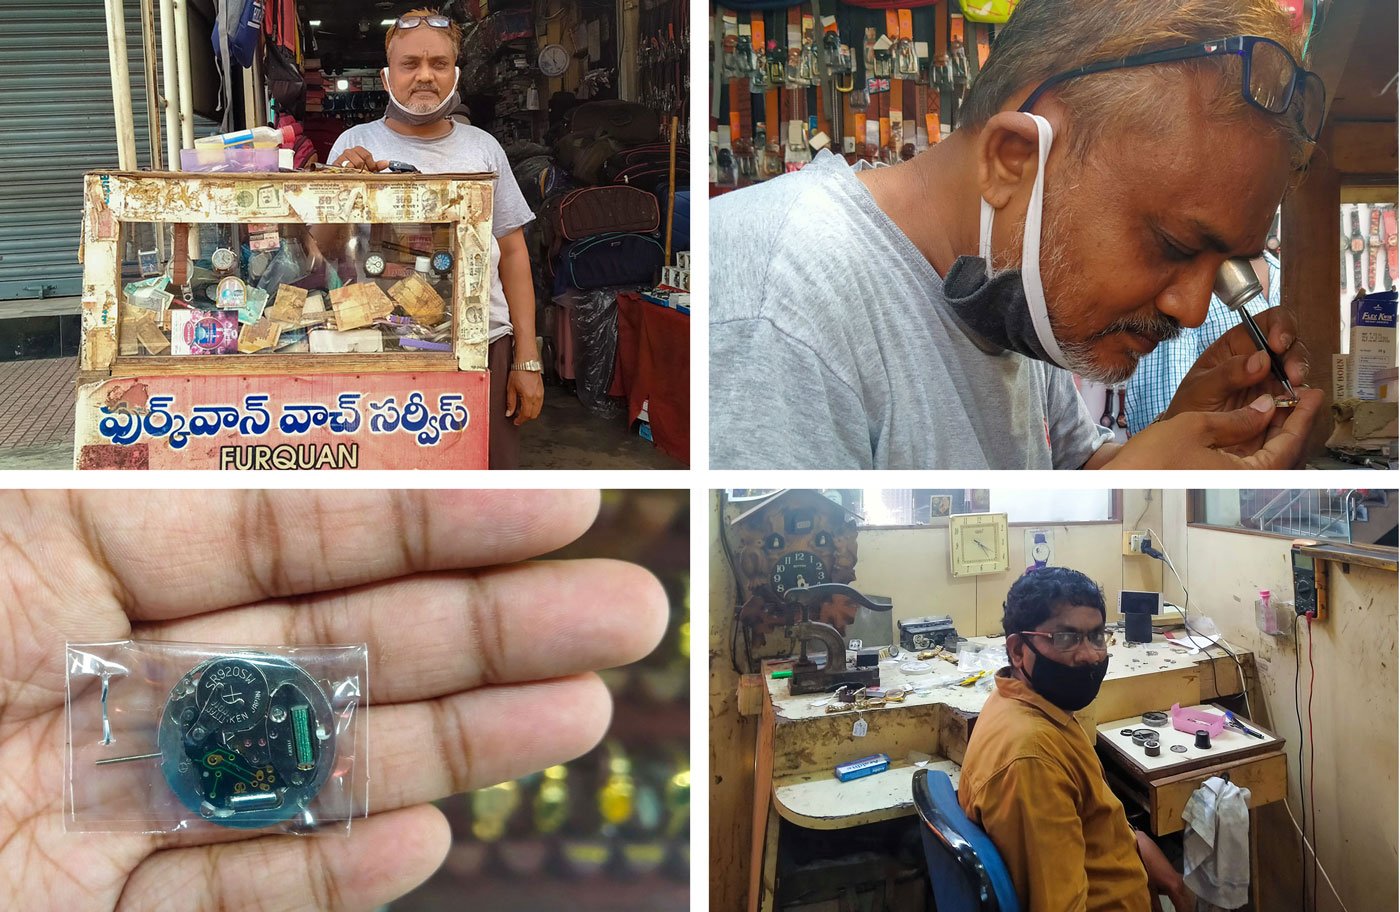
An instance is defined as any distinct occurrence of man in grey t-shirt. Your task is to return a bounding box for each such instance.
[710,0,1321,470]
[326,10,540,469]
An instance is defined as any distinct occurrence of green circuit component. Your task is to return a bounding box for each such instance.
[291,704,314,771]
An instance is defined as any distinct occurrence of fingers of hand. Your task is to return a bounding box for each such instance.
[137,559,669,704]
[1282,340,1311,386]
[121,805,450,912]
[1259,305,1297,353]
[1250,388,1323,466]
[366,674,613,810]
[79,489,600,621]
[1197,397,1276,449]
[338,148,367,169]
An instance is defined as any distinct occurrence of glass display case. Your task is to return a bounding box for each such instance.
[75,170,495,469]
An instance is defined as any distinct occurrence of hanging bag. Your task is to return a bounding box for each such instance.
[264,0,304,114]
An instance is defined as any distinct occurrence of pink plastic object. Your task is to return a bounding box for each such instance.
[1170,703,1226,738]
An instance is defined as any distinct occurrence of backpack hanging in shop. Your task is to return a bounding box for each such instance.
[210,0,264,67]
[211,0,264,128]
[264,0,305,115]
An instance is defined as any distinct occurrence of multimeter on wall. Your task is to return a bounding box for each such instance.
[1291,545,1328,621]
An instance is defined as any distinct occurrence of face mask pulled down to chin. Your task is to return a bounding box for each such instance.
[941,112,1073,371]
[1020,635,1109,712]
[382,66,461,126]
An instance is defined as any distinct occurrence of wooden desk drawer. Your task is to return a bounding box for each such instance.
[1149,750,1288,836]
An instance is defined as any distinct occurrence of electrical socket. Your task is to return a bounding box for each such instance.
[1122,531,1148,555]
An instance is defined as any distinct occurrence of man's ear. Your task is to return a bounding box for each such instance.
[975,111,1043,213]
[1006,631,1024,674]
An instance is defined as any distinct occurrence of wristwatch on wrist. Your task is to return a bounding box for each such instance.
[510,360,543,372]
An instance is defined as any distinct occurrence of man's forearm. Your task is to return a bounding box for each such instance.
[1082,442,1122,469]
[498,232,538,360]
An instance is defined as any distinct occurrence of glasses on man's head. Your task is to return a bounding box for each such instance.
[395,14,452,30]
[1018,35,1325,143]
[1019,628,1109,652]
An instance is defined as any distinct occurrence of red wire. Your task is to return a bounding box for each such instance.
[1307,616,1317,912]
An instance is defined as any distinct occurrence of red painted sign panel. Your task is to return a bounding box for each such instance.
[75,372,489,469]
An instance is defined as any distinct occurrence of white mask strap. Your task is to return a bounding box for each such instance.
[978,196,996,279]
[1019,112,1069,369]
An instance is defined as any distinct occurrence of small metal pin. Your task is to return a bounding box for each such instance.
[100,673,113,745]
[95,752,161,765]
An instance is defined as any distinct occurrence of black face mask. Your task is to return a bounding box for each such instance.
[1018,635,1110,712]
[941,255,1060,366]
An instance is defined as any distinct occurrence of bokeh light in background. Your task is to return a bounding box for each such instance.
[394,490,689,911]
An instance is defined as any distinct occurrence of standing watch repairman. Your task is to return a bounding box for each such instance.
[327,9,542,469]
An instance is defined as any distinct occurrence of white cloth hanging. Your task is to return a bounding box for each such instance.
[1181,775,1252,909]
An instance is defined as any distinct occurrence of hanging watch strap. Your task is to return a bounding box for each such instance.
[1370,207,1385,289]
[1384,208,1397,288]
[171,223,194,302]
[1350,204,1366,292]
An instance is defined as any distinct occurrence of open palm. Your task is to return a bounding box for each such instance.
[0,489,667,911]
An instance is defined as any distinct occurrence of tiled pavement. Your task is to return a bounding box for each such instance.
[0,356,76,450]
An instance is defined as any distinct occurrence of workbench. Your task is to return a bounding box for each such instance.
[744,631,1276,912]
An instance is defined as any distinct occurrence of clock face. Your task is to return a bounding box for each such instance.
[949,513,1010,577]
[771,551,827,595]
[364,254,386,277]
[539,44,570,77]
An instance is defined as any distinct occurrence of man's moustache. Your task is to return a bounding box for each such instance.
[1094,313,1182,345]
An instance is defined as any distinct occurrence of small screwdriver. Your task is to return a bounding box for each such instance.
[1214,258,1298,402]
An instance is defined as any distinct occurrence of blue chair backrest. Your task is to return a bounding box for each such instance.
[911,768,1021,912]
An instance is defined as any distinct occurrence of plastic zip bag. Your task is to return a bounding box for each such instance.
[66,640,367,836]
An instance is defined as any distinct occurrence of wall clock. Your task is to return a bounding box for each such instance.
[538,44,571,78]
[949,512,1010,577]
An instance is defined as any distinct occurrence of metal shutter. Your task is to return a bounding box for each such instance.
[0,1,159,300]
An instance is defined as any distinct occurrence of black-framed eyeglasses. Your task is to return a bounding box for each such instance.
[395,14,452,30]
[1018,35,1325,143]
[1019,628,1109,652]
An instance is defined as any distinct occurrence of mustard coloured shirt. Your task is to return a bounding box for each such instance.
[958,670,1150,912]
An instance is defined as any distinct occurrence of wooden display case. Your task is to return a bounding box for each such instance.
[75,169,495,469]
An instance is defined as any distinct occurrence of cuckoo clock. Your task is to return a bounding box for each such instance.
[727,490,863,659]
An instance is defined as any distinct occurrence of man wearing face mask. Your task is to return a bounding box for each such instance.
[708,0,1323,470]
[325,10,541,469]
[958,568,1195,912]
